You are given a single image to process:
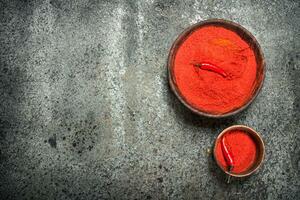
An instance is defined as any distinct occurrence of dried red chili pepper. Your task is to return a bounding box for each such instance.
[221,136,234,183]
[192,62,227,78]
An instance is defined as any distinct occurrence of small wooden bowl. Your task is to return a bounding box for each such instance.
[168,19,265,118]
[213,125,265,177]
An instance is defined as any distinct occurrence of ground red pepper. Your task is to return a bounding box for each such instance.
[215,130,258,173]
[174,25,257,114]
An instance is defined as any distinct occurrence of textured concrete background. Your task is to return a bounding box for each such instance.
[0,0,299,199]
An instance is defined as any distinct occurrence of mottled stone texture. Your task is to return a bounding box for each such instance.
[0,0,299,199]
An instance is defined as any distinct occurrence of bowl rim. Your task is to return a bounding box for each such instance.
[213,125,265,177]
[167,18,266,118]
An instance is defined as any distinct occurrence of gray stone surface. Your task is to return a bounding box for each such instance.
[0,0,299,199]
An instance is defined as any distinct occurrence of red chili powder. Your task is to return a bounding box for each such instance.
[215,130,258,173]
[173,25,257,114]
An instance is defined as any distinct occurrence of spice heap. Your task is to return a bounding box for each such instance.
[215,130,258,173]
[173,25,257,114]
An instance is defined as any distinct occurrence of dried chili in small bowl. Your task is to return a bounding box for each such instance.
[213,125,265,180]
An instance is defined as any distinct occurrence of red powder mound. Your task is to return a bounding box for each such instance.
[173,25,257,114]
[215,130,258,174]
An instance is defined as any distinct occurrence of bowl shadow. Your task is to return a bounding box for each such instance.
[208,147,253,186]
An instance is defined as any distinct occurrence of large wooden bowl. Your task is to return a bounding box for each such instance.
[168,19,265,118]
